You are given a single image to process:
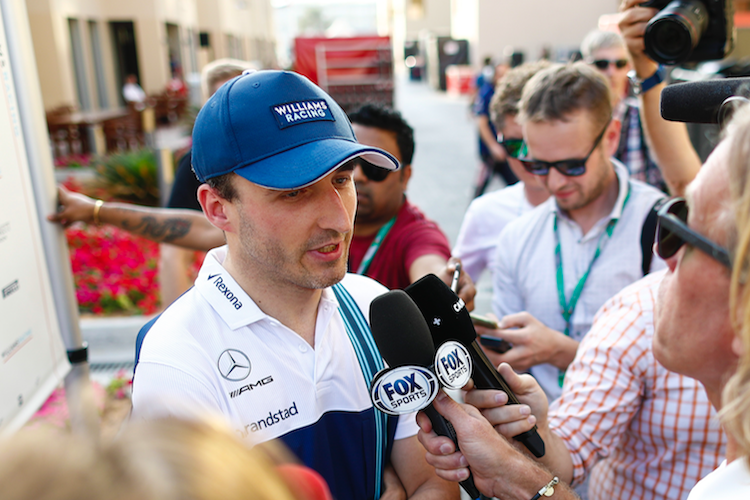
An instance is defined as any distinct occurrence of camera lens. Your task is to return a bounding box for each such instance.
[644,0,709,65]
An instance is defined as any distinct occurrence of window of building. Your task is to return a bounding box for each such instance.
[88,20,109,109]
[68,18,91,110]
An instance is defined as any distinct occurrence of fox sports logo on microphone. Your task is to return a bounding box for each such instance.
[370,366,439,415]
[434,341,472,390]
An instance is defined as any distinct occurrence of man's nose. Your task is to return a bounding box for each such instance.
[319,185,353,233]
[545,167,568,192]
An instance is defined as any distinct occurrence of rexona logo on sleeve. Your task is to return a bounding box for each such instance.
[271,100,335,129]
[369,366,438,415]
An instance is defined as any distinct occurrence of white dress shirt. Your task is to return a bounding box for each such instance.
[453,182,534,282]
[491,160,666,401]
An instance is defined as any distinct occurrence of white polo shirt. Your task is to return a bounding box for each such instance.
[491,160,666,401]
[453,182,534,282]
[131,246,417,499]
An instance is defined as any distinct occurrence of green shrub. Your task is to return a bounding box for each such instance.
[91,149,159,206]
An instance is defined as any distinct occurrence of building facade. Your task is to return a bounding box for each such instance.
[27,0,276,112]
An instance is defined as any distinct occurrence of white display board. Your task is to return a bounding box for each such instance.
[0,4,71,434]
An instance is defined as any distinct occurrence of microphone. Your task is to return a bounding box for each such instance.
[405,274,546,458]
[370,289,481,500]
[661,77,750,124]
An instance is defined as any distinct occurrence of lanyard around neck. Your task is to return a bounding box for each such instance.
[555,184,631,339]
[554,185,630,388]
[356,216,397,275]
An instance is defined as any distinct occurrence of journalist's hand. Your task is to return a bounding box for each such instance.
[417,391,568,499]
[619,0,660,76]
[489,312,579,372]
[464,363,549,441]
[438,257,476,312]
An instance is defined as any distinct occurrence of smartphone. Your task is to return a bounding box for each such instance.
[470,313,499,329]
[479,335,513,354]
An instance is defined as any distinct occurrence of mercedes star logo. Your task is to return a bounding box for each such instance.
[217,349,251,381]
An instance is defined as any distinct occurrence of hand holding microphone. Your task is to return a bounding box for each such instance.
[405,274,546,458]
[369,290,482,499]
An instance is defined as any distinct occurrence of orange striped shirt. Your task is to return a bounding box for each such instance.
[548,270,726,500]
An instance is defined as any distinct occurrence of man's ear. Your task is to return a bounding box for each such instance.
[399,163,412,188]
[198,184,234,233]
[604,118,622,158]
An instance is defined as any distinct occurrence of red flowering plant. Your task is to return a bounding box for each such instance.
[66,224,160,315]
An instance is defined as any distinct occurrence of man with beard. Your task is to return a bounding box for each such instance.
[49,105,474,306]
[346,104,465,295]
[481,62,665,401]
[126,70,458,500]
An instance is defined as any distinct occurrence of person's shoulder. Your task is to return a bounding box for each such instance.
[468,183,525,213]
[340,273,388,301]
[629,176,665,202]
[499,195,553,239]
[584,270,665,349]
[398,201,448,235]
[140,290,213,360]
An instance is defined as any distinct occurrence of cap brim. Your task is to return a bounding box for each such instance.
[233,138,400,190]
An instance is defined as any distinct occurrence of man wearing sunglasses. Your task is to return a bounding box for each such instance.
[415,109,745,500]
[454,61,551,283]
[481,62,666,402]
[581,30,665,192]
[347,104,473,303]
[49,103,475,309]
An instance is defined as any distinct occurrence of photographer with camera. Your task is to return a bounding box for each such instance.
[618,0,702,196]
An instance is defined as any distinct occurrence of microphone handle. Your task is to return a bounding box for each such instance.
[423,404,482,500]
[468,342,546,458]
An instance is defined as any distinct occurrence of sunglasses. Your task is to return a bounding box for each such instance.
[496,135,526,159]
[656,197,732,268]
[519,119,610,177]
[590,59,628,70]
[354,157,391,182]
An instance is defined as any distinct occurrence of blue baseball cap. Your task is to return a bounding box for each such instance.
[192,70,400,189]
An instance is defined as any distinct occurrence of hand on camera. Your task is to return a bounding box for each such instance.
[619,0,660,77]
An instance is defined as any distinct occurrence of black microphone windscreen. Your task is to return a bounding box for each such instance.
[661,78,750,123]
[404,274,477,347]
[369,290,435,368]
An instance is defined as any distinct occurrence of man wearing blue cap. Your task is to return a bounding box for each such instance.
[129,70,458,500]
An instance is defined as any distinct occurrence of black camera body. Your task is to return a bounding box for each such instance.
[641,0,734,65]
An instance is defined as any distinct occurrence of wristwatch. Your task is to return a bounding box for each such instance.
[628,65,667,95]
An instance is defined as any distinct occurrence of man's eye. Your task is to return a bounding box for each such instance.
[335,174,353,185]
[284,190,301,199]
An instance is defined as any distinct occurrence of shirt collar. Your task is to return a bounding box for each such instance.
[195,246,343,332]
[194,246,267,330]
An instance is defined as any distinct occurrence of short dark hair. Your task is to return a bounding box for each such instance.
[205,172,238,201]
[519,62,612,132]
[491,60,551,131]
[348,104,415,165]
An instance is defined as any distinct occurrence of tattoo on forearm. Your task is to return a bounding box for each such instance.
[121,216,192,243]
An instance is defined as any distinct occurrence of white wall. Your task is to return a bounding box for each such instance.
[453,0,619,67]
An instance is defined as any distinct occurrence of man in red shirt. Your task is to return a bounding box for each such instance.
[348,104,467,297]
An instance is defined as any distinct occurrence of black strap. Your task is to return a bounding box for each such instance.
[641,198,666,275]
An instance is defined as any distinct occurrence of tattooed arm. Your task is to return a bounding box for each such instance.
[48,185,224,251]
